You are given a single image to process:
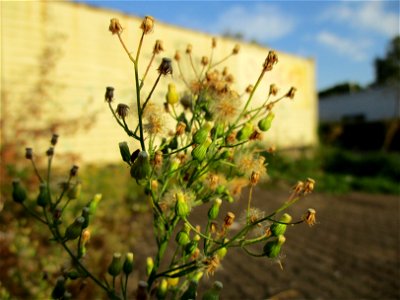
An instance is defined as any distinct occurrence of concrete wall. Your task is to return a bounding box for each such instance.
[319,86,400,123]
[2,1,317,164]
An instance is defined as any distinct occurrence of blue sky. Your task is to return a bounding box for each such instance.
[75,1,399,90]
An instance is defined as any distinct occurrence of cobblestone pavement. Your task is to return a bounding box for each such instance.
[133,189,400,300]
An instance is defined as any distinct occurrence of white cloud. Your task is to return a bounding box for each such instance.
[213,4,295,42]
[321,1,399,37]
[316,31,372,61]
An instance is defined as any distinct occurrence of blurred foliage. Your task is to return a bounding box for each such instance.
[0,164,145,299]
[264,146,400,195]
[374,35,400,86]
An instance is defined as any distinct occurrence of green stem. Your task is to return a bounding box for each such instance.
[30,159,44,183]
[108,102,139,140]
[134,63,146,151]
[140,52,156,89]
[141,73,162,113]
[21,203,47,225]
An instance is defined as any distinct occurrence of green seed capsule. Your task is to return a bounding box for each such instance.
[193,123,212,144]
[175,192,189,218]
[118,142,131,164]
[108,252,122,277]
[215,247,227,259]
[270,213,292,236]
[64,217,85,241]
[12,179,26,204]
[146,257,154,277]
[191,143,208,161]
[263,235,286,258]
[202,281,223,300]
[211,123,225,140]
[123,252,135,275]
[51,276,66,300]
[157,279,168,300]
[208,198,222,220]
[184,241,197,256]
[130,151,151,182]
[36,183,48,207]
[81,207,90,229]
[236,122,254,141]
[258,112,275,132]
[176,230,190,246]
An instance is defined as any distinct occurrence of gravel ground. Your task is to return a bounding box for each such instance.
[132,188,400,300]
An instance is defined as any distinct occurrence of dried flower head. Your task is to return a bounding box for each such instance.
[143,104,165,135]
[209,94,240,123]
[25,148,33,160]
[105,86,115,103]
[269,84,279,96]
[109,18,123,35]
[232,44,240,55]
[223,212,235,228]
[158,58,173,75]
[292,181,305,195]
[207,173,219,190]
[140,16,154,34]
[250,171,260,186]
[152,151,163,168]
[263,50,279,71]
[303,208,317,226]
[286,87,297,99]
[115,103,130,119]
[201,56,209,66]
[175,122,186,136]
[304,178,315,194]
[249,130,262,141]
[203,255,220,277]
[153,40,164,54]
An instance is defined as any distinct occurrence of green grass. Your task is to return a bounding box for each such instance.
[264,147,400,195]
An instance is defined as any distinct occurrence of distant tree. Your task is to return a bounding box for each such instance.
[318,82,362,98]
[374,35,400,86]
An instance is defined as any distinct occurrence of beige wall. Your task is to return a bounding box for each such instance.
[1,1,317,164]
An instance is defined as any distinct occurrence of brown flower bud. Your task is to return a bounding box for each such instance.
[70,165,79,177]
[212,37,217,48]
[158,58,173,75]
[109,18,123,35]
[222,67,228,77]
[105,86,115,103]
[263,50,278,71]
[140,16,154,34]
[153,40,164,54]
[51,134,59,146]
[201,56,209,66]
[286,87,297,99]
[269,84,279,96]
[174,50,181,61]
[115,103,130,119]
[46,147,54,157]
[25,148,33,160]
[232,44,240,55]
[245,85,254,93]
